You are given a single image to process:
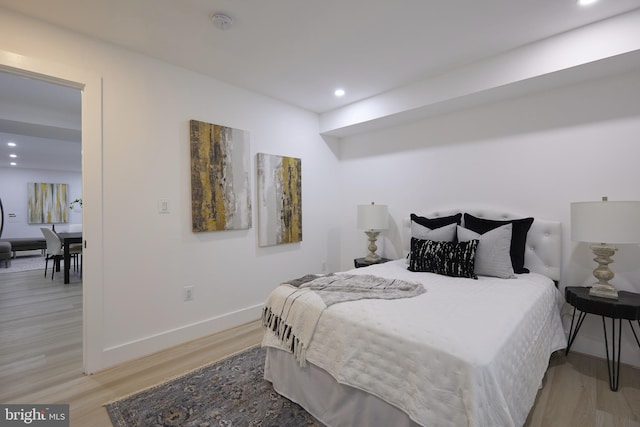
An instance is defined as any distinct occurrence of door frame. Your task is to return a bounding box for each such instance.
[0,50,105,374]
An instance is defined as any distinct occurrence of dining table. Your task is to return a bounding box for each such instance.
[56,231,82,284]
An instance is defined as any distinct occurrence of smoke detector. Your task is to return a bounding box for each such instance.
[210,13,233,30]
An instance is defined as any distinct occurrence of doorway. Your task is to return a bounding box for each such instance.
[0,51,104,374]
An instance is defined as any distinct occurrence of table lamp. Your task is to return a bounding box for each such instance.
[357,202,388,262]
[571,197,640,299]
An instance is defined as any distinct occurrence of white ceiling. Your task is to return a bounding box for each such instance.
[1,0,640,171]
[0,72,81,172]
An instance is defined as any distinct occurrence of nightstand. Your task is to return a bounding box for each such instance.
[354,257,391,268]
[565,286,640,391]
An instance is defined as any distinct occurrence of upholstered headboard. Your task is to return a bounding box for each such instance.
[404,209,562,281]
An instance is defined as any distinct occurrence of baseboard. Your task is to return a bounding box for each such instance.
[98,303,264,372]
[569,332,640,369]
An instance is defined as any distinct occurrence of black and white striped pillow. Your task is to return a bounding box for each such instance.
[408,238,479,279]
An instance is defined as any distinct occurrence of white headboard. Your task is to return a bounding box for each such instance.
[404,208,562,282]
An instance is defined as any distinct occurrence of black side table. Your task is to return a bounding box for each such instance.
[354,257,391,268]
[565,286,640,391]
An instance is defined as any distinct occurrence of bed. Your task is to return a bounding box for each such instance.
[262,209,567,427]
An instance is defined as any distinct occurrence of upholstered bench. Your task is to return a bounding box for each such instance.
[0,237,47,258]
[0,241,11,268]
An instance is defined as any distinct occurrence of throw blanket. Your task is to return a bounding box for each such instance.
[262,274,425,365]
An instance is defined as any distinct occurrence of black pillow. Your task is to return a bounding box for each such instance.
[463,214,534,274]
[408,237,478,279]
[410,213,462,229]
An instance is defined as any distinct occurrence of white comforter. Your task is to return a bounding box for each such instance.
[263,259,566,427]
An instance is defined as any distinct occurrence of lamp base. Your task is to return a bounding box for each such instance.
[364,254,381,263]
[364,230,381,263]
[589,284,619,299]
[588,243,619,300]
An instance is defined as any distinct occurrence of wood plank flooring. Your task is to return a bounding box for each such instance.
[1,267,639,427]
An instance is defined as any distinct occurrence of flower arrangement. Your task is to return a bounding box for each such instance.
[70,198,83,209]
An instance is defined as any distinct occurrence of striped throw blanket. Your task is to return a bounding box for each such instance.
[262,274,425,365]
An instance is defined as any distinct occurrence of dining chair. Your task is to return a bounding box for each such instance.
[71,243,82,274]
[66,223,83,272]
[40,227,82,280]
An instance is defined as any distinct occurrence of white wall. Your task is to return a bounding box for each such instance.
[0,8,341,370]
[0,167,82,238]
[337,69,640,368]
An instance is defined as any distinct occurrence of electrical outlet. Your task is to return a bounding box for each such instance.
[183,286,194,302]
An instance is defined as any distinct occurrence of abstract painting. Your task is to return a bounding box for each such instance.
[190,120,252,232]
[257,153,302,246]
[27,182,68,224]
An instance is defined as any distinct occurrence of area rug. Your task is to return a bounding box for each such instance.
[106,346,323,427]
[0,254,45,274]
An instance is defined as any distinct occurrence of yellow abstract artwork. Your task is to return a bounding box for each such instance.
[257,153,302,246]
[27,182,68,224]
[190,120,252,232]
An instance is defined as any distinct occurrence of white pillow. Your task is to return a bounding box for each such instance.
[411,222,457,241]
[457,224,515,279]
[408,222,458,264]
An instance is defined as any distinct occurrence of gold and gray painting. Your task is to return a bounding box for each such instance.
[27,182,68,224]
[257,153,302,246]
[190,120,251,232]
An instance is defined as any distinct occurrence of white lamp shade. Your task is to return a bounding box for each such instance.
[571,200,640,244]
[357,204,388,230]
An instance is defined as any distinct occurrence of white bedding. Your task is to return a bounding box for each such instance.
[263,259,566,427]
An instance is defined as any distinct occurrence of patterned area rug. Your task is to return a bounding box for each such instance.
[106,346,323,427]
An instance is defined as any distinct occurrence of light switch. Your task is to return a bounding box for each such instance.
[158,199,170,214]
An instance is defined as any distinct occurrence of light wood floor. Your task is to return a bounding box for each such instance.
[1,268,639,427]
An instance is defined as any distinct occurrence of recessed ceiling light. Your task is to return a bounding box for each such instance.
[334,88,345,97]
[10,162,16,166]
[7,142,16,147]
[9,154,16,158]
[577,0,598,6]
